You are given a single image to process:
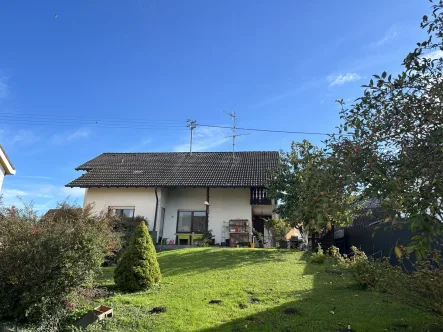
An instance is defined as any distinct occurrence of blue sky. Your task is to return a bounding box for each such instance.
[0,0,434,211]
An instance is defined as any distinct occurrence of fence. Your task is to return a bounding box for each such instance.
[334,221,442,270]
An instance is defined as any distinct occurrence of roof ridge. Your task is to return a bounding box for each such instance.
[101,151,279,154]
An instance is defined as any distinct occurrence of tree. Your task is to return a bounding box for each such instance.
[268,140,360,249]
[114,221,162,292]
[329,1,443,257]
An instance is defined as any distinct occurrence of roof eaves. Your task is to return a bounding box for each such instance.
[0,144,16,175]
[65,183,257,189]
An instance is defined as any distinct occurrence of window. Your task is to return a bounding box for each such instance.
[111,207,135,222]
[177,211,206,233]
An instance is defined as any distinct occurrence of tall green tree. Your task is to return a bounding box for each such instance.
[268,140,359,248]
[114,221,162,292]
[329,1,443,257]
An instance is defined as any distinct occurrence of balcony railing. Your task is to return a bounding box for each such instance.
[250,187,272,205]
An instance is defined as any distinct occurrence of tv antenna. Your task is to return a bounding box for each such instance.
[187,119,196,155]
[225,111,249,158]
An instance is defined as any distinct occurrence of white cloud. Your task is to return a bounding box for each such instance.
[0,193,58,213]
[60,186,85,198]
[10,130,40,145]
[375,25,399,46]
[0,128,35,147]
[1,184,84,213]
[422,50,443,60]
[1,188,52,198]
[125,137,153,152]
[1,189,28,197]
[249,77,325,109]
[67,128,89,141]
[51,128,90,144]
[19,175,52,180]
[0,77,8,99]
[173,126,230,152]
[327,73,361,87]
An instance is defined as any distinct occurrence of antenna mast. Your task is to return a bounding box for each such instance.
[225,111,249,158]
[187,119,196,155]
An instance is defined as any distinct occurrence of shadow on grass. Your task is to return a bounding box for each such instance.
[94,248,441,332]
[195,254,441,332]
[157,248,290,278]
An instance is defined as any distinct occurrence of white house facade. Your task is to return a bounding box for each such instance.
[0,145,16,192]
[67,151,278,246]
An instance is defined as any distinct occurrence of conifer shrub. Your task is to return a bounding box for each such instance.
[114,221,162,292]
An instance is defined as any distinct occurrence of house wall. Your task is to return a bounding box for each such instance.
[0,164,5,191]
[84,187,158,230]
[209,188,252,244]
[162,187,252,244]
[84,187,260,245]
[162,188,207,243]
[156,188,168,236]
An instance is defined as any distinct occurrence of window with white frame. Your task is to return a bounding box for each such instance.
[111,206,135,222]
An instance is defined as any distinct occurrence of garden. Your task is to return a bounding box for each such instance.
[0,199,442,331]
[81,247,442,332]
[1,1,443,331]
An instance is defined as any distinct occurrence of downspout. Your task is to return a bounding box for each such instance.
[154,187,159,231]
[205,187,210,230]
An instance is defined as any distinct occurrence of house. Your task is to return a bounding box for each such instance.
[352,198,390,226]
[0,145,16,192]
[66,151,279,245]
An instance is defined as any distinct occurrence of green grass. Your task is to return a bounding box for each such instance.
[90,248,441,331]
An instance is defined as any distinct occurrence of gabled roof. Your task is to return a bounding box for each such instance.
[66,151,279,188]
[0,145,16,175]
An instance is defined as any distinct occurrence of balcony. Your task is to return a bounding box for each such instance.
[250,187,272,205]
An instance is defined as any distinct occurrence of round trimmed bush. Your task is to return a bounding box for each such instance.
[114,221,162,292]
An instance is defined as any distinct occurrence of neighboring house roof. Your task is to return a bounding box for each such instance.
[353,198,390,226]
[0,145,16,175]
[66,151,279,188]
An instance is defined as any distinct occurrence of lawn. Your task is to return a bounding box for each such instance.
[89,248,440,331]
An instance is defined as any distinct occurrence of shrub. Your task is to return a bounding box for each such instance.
[197,229,214,247]
[106,215,148,265]
[336,246,403,291]
[0,201,120,324]
[264,217,291,247]
[310,243,327,264]
[333,246,443,316]
[406,250,443,316]
[114,221,162,292]
[329,245,342,261]
[336,246,381,289]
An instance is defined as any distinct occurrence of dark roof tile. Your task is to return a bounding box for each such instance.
[66,151,279,188]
